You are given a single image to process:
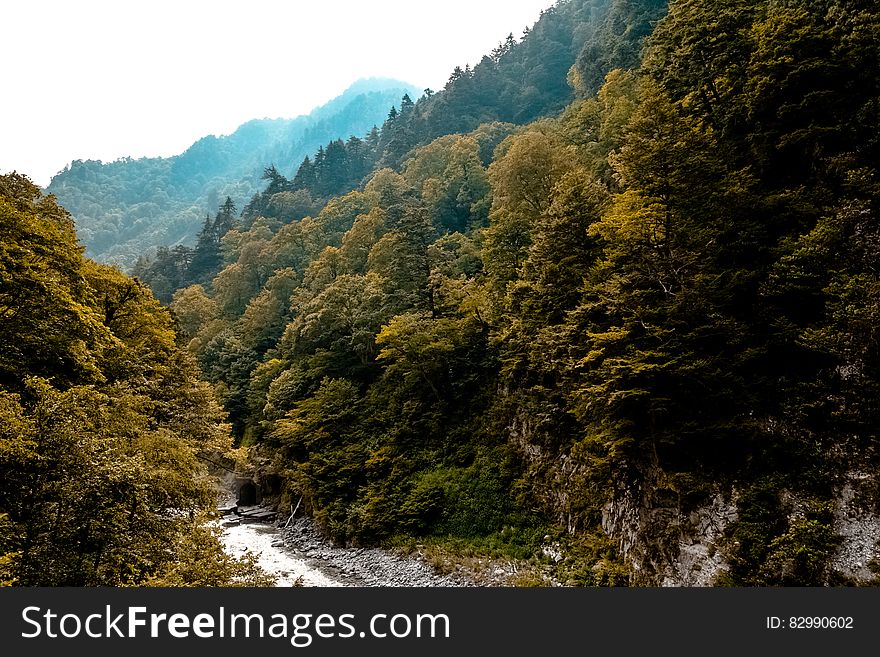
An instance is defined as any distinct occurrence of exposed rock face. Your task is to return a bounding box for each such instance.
[830,473,880,583]
[659,494,738,587]
[602,468,880,586]
[601,466,737,586]
[507,400,879,586]
[508,412,586,535]
[509,408,741,585]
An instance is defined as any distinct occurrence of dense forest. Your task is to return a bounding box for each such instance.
[0,174,274,586]
[46,79,419,269]
[6,0,880,587]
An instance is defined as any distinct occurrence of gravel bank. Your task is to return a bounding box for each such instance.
[279,517,474,587]
[217,503,474,587]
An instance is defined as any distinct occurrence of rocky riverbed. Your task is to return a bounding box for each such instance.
[217,507,473,587]
[278,517,473,587]
[217,518,342,586]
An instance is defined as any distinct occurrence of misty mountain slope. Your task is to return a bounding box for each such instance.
[271,0,668,207]
[46,78,419,268]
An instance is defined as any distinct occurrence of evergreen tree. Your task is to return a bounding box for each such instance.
[188,213,222,287]
[214,196,238,237]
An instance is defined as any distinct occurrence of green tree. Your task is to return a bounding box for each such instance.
[0,174,108,387]
[367,200,437,315]
[171,285,220,340]
[482,127,574,284]
[0,174,258,586]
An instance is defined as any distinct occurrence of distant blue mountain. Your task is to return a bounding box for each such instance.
[47,78,420,268]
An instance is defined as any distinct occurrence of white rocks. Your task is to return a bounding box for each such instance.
[602,467,738,587]
[217,520,342,587]
[279,518,473,587]
[830,474,880,583]
[660,494,738,587]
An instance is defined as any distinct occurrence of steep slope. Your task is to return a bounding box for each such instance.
[275,0,667,206]
[150,0,880,588]
[132,0,656,305]
[0,173,271,586]
[46,78,420,268]
[145,0,670,574]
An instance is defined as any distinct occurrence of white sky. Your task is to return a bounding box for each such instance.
[1,0,555,187]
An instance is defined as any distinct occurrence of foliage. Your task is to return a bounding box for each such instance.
[47,80,420,268]
[34,0,880,586]
[0,174,258,586]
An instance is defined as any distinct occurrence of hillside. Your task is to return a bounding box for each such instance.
[9,0,880,588]
[132,0,667,304]
[46,78,420,268]
[0,173,274,586]
[141,0,880,586]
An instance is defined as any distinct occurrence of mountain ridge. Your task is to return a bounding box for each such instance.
[46,78,420,268]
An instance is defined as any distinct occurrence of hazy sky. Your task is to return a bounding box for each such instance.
[1,0,555,187]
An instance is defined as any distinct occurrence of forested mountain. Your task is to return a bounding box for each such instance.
[46,78,419,268]
[277,0,668,203]
[10,0,880,588]
[0,174,270,586]
[133,0,667,304]
[139,0,880,586]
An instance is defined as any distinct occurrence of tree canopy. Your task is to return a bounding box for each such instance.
[0,174,268,586]
[16,0,880,586]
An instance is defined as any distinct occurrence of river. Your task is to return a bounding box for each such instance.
[217,510,471,587]
[217,518,343,586]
